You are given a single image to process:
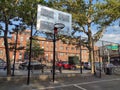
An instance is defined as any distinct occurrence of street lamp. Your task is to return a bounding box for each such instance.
[52,23,65,83]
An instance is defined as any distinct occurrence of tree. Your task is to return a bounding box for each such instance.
[0,0,21,76]
[48,0,120,74]
[26,40,44,60]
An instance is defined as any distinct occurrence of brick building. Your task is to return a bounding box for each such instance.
[0,30,100,63]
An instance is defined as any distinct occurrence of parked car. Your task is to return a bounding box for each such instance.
[19,60,47,70]
[0,59,6,69]
[74,64,84,69]
[95,62,103,71]
[83,62,91,70]
[56,61,75,70]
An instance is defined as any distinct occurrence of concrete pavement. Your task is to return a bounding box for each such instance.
[1,69,115,90]
[0,73,120,90]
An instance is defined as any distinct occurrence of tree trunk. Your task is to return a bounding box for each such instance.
[4,21,11,76]
[88,23,95,74]
[88,40,94,74]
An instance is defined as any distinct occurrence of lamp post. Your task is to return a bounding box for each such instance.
[52,23,65,82]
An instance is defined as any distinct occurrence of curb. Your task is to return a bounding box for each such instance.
[0,73,93,83]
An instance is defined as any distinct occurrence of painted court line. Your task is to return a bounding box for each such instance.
[76,78,120,85]
[38,78,120,90]
[74,84,87,90]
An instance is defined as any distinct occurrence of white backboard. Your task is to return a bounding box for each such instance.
[36,5,72,35]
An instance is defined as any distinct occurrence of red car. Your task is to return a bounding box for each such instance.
[56,61,75,70]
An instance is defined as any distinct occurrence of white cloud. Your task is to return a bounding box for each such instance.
[100,33,120,43]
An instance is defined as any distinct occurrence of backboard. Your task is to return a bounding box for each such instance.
[36,5,72,35]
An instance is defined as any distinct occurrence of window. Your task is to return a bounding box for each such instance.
[26,37,29,41]
[37,41,40,43]
[20,37,23,42]
[2,42,4,46]
[76,47,79,50]
[42,41,44,45]
[14,36,16,40]
[19,52,22,59]
[0,50,3,55]
[20,43,23,47]
[66,47,69,50]
[66,53,68,55]
[60,53,64,56]
[51,54,53,58]
[60,46,64,50]
[83,50,87,53]
[46,46,49,50]
[71,47,74,50]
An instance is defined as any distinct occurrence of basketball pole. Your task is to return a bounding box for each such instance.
[79,36,82,74]
[52,27,57,82]
[27,24,33,85]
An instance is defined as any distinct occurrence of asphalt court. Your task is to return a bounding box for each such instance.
[38,78,120,90]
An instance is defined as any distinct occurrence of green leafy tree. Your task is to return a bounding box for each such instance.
[26,40,44,60]
[0,0,20,76]
[48,0,120,73]
[16,0,47,67]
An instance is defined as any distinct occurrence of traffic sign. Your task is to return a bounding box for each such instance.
[107,44,118,50]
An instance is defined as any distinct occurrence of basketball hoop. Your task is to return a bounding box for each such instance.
[54,23,65,29]
[54,23,65,34]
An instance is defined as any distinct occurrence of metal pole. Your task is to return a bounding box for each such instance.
[118,45,120,62]
[12,28,18,76]
[52,27,57,82]
[98,49,101,78]
[92,38,96,75]
[102,41,105,73]
[79,36,82,74]
[27,24,33,85]
[107,50,110,64]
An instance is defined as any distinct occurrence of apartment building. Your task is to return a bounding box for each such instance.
[0,36,6,60]
[0,30,99,63]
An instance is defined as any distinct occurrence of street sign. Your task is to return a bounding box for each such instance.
[36,5,72,35]
[107,44,118,50]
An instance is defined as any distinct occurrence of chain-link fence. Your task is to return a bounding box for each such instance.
[95,40,120,75]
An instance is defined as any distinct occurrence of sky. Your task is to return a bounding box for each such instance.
[100,20,120,44]
[0,0,120,44]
